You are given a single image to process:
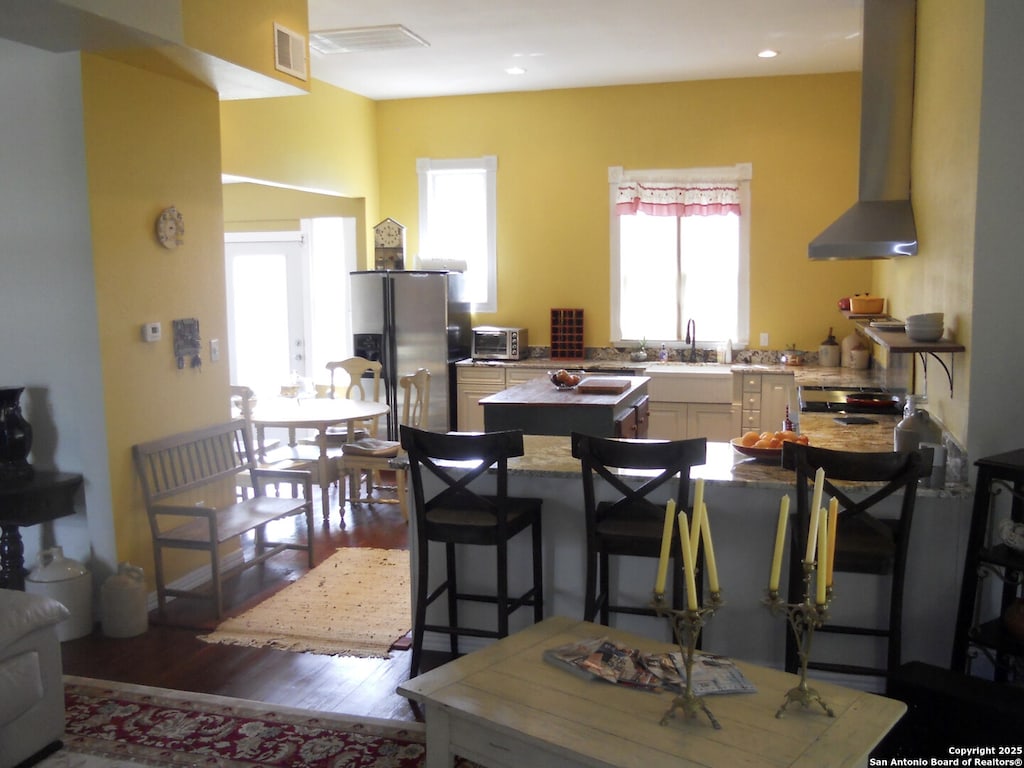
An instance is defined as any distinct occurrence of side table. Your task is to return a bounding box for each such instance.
[0,471,83,590]
[950,448,1024,679]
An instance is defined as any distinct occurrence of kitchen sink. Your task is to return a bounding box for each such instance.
[644,363,733,402]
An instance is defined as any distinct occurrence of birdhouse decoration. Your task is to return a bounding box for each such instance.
[374,217,406,270]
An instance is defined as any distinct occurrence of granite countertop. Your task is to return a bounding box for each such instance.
[509,413,967,497]
[458,357,889,389]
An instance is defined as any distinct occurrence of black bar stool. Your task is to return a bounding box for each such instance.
[571,432,707,624]
[401,426,543,677]
[782,441,924,681]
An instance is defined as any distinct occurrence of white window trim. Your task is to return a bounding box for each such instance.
[608,163,752,346]
[417,155,498,313]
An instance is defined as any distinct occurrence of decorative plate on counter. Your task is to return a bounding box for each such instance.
[730,438,783,462]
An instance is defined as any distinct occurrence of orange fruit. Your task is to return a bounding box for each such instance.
[740,431,760,447]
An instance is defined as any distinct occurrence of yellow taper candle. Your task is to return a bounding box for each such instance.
[654,499,676,595]
[690,479,705,562]
[769,494,790,592]
[816,509,829,605]
[827,496,839,587]
[678,510,699,610]
[806,467,825,563]
[700,503,720,594]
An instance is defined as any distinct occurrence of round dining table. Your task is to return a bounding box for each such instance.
[251,397,390,516]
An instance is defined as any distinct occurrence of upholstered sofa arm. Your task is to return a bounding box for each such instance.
[0,590,68,649]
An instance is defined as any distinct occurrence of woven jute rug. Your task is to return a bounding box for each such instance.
[200,547,411,658]
[40,676,428,768]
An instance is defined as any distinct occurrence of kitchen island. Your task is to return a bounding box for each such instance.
[479,375,649,437]
[412,412,971,689]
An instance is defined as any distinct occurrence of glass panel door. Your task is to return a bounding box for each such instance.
[225,237,307,397]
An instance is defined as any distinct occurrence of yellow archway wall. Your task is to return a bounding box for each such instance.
[220,79,380,261]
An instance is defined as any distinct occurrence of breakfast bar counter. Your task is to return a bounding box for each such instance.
[413,417,971,682]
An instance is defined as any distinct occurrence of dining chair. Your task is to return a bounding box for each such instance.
[230,385,334,515]
[339,368,430,520]
[324,357,384,445]
[571,432,708,625]
[401,425,544,677]
[781,441,925,682]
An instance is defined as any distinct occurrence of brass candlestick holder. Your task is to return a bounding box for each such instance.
[764,562,835,719]
[651,590,724,729]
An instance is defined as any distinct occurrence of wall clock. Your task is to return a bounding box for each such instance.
[156,206,185,249]
[374,217,406,269]
[374,217,405,248]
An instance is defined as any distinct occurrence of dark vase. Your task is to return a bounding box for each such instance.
[0,386,33,481]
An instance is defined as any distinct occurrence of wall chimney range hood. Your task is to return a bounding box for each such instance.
[809,0,918,260]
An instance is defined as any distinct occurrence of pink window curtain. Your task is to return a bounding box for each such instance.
[615,181,741,217]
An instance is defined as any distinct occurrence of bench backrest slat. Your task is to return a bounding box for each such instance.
[133,420,257,505]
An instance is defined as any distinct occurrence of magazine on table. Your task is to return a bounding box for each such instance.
[543,636,756,695]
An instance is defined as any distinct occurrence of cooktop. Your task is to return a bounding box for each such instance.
[798,385,905,415]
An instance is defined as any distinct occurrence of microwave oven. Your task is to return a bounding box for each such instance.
[472,326,529,360]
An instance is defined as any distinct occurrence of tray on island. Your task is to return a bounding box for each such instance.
[576,377,632,394]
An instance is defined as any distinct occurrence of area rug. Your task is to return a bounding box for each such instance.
[200,548,410,658]
[39,676,428,767]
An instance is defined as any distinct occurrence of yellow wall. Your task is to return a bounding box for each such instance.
[81,53,230,580]
[875,0,983,439]
[220,79,380,258]
[181,0,309,90]
[376,74,873,350]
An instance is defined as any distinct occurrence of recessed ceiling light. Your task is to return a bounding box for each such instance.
[505,66,527,76]
[758,49,779,59]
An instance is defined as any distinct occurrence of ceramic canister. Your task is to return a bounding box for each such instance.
[25,546,93,641]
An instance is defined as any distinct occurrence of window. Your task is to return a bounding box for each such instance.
[609,164,751,347]
[417,156,497,312]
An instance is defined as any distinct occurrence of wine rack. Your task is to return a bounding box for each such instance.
[551,308,585,360]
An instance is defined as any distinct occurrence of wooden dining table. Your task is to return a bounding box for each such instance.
[251,397,390,516]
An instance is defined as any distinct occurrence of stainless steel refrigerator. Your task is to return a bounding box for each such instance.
[349,270,471,438]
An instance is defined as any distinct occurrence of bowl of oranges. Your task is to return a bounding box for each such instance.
[731,430,810,462]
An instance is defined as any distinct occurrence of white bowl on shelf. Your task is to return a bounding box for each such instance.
[906,312,944,324]
[906,326,944,342]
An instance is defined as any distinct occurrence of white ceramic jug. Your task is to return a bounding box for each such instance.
[101,562,149,638]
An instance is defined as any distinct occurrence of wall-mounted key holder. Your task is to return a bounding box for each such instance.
[172,318,202,370]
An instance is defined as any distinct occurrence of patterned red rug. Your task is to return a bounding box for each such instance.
[49,676,433,767]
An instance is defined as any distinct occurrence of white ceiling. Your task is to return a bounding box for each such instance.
[306,0,865,101]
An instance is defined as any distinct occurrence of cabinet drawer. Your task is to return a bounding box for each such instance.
[505,368,547,386]
[742,375,761,393]
[742,393,762,411]
[741,411,760,429]
[457,366,506,384]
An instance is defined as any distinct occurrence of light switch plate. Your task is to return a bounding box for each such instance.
[142,322,162,342]
[759,332,769,347]
[210,338,220,362]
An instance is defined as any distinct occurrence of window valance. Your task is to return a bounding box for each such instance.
[614,182,741,217]
[609,163,751,217]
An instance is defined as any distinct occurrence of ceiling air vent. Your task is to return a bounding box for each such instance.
[310,25,429,55]
[274,23,308,80]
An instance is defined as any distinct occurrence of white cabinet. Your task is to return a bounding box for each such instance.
[648,402,687,440]
[737,372,796,433]
[648,402,736,441]
[456,367,505,432]
[686,403,736,442]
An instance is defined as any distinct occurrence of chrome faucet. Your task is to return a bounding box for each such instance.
[685,319,696,361]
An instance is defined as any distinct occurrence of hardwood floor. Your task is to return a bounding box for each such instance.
[60,485,444,723]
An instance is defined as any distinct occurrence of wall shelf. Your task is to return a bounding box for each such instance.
[860,324,964,397]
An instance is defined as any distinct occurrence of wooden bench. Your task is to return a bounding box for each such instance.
[132,420,314,619]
